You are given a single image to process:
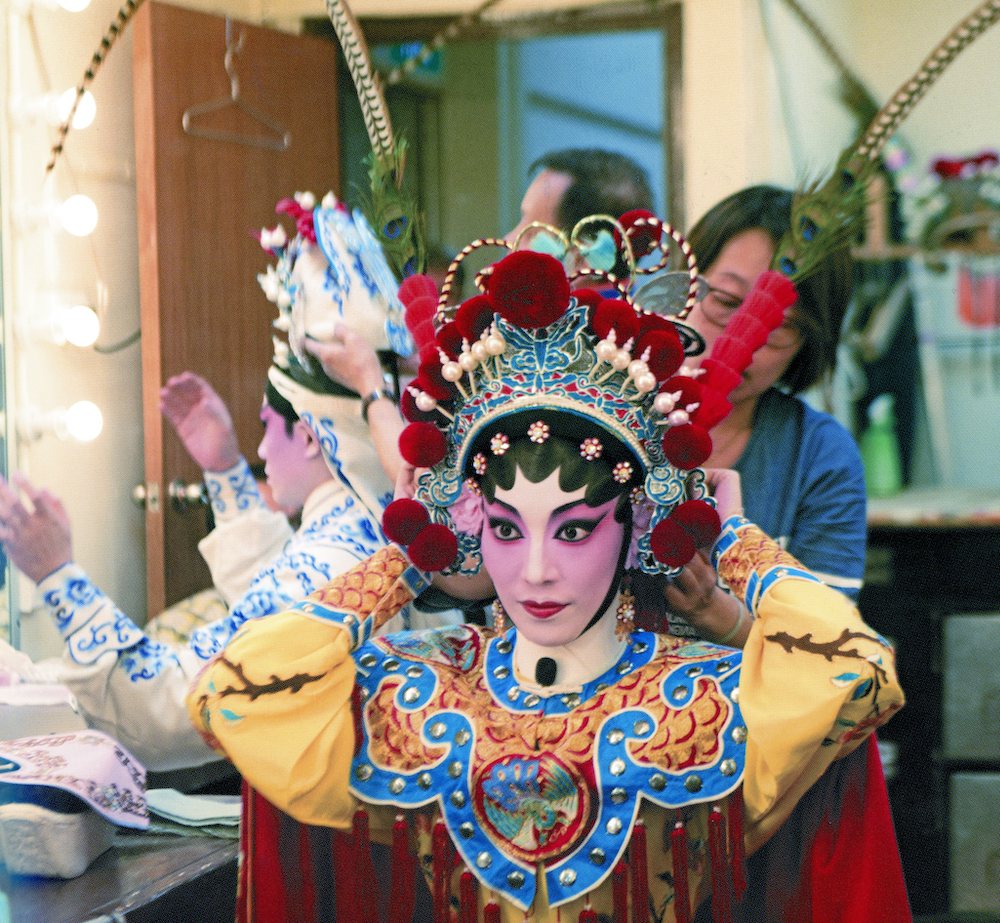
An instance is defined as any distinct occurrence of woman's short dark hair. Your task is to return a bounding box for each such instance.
[686,184,854,393]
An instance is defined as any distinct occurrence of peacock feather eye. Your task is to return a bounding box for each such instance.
[384,215,409,239]
[799,216,818,242]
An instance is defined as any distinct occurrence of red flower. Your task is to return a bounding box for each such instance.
[398,422,448,468]
[670,500,722,547]
[408,524,459,571]
[591,299,640,343]
[382,498,429,545]
[634,328,683,380]
[489,251,571,329]
[650,517,696,568]
[661,423,712,469]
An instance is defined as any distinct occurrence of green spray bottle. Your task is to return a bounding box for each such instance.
[859,393,903,498]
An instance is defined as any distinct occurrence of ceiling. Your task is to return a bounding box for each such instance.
[290,0,677,43]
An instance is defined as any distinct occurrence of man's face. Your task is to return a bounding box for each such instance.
[257,403,318,514]
[505,169,573,243]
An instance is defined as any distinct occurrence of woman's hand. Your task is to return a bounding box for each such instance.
[703,467,743,522]
[304,327,385,395]
[0,474,73,583]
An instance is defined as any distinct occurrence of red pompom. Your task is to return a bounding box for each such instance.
[650,518,696,568]
[404,295,438,333]
[571,287,604,309]
[591,299,640,344]
[690,388,731,430]
[658,375,702,408]
[709,336,756,374]
[698,358,743,397]
[489,251,570,329]
[411,319,437,352]
[382,498,430,545]
[400,388,437,424]
[454,295,495,342]
[671,500,722,547]
[415,365,454,402]
[398,422,448,468]
[398,274,439,306]
[619,209,660,255]
[407,524,459,572]
[436,321,463,360]
[634,328,683,380]
[661,423,712,469]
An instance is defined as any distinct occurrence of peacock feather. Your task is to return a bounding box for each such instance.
[774,0,1000,283]
[45,0,146,177]
[324,0,425,278]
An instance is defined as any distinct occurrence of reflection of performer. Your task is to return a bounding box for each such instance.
[190,236,904,922]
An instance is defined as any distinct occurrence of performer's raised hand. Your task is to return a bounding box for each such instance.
[160,371,241,473]
[0,473,72,583]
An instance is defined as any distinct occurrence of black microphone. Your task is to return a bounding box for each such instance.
[535,657,557,687]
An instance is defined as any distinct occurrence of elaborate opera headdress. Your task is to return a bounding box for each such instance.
[254,190,416,520]
[381,214,797,575]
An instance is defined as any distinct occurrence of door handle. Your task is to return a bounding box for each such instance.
[131,482,161,512]
[167,479,208,512]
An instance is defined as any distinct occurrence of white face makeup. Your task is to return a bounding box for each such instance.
[479,469,625,648]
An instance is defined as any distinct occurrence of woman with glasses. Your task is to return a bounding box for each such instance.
[659,184,865,649]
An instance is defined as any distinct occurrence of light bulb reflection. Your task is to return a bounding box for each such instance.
[57,0,91,11]
[58,194,98,236]
[63,400,103,442]
[56,89,96,129]
[61,304,101,347]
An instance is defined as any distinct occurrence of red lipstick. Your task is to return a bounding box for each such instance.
[522,601,566,619]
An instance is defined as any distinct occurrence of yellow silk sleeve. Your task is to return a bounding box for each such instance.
[188,545,427,830]
[715,520,904,853]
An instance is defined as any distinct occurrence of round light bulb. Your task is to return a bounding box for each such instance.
[64,400,103,442]
[58,194,98,236]
[57,0,92,11]
[56,89,96,129]
[61,304,100,347]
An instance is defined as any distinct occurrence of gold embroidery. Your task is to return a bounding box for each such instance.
[717,523,804,604]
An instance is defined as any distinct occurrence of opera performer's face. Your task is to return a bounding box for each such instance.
[479,468,624,647]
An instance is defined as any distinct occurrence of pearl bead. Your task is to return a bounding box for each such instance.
[612,350,631,371]
[416,393,436,412]
[628,359,648,378]
[442,362,463,382]
[635,372,657,393]
[471,342,488,361]
[668,409,690,426]
[459,353,477,372]
[596,340,616,361]
[486,335,505,355]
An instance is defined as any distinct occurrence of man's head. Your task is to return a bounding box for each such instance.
[507,148,654,242]
[257,380,331,514]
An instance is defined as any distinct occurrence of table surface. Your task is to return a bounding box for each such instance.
[0,830,237,923]
[867,486,1000,527]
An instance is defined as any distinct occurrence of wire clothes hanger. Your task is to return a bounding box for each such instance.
[181,18,291,152]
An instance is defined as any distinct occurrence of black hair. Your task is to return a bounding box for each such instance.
[264,377,299,437]
[529,149,655,281]
[686,184,854,393]
[469,411,637,522]
[530,148,655,231]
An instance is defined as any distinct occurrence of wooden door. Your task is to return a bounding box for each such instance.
[133,1,339,615]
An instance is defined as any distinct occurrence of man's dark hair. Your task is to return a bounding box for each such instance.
[530,148,654,232]
[264,378,299,436]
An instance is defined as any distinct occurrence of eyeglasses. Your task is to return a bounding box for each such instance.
[701,282,803,350]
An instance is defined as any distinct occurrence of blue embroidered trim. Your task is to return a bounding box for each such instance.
[746,564,822,611]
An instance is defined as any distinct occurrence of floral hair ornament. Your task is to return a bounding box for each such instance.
[258,190,414,384]
[383,214,798,576]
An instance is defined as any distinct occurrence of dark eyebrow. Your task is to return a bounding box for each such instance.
[488,496,591,518]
